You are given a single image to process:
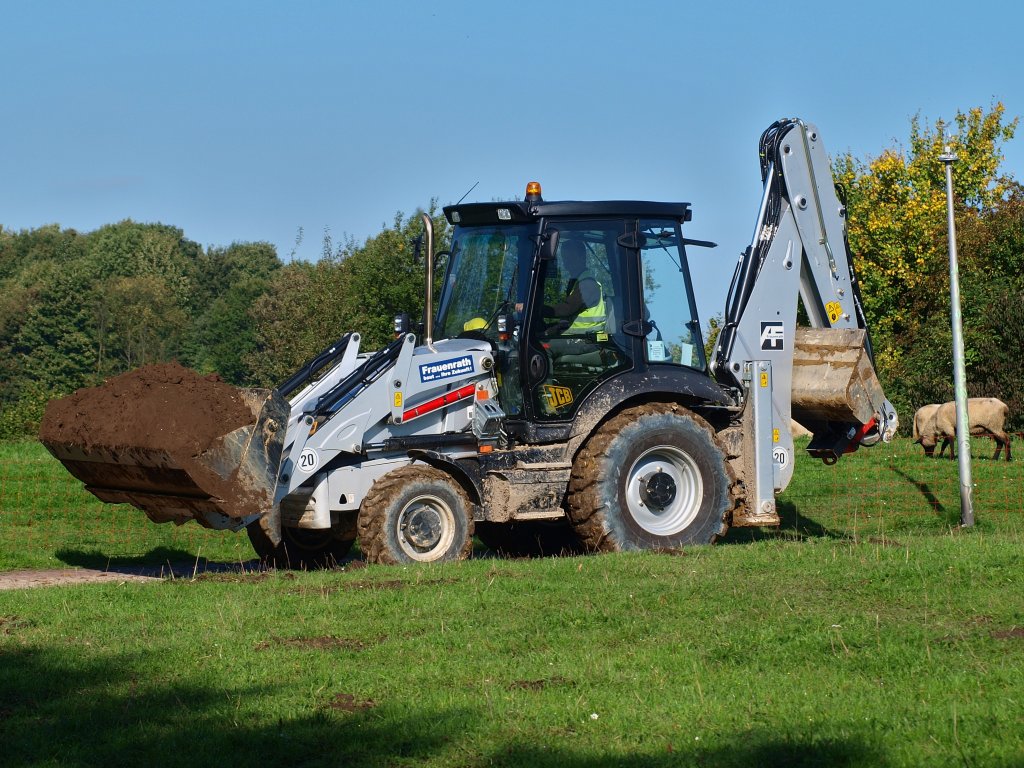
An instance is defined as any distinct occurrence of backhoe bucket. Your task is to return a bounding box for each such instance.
[790,327,886,428]
[41,388,289,531]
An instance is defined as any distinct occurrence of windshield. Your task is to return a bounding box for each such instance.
[436,224,535,341]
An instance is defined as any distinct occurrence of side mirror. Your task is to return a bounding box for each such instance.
[539,230,560,261]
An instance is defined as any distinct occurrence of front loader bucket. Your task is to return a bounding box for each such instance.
[790,327,886,428]
[41,384,289,532]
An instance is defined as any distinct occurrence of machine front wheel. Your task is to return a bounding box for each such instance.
[247,516,356,569]
[358,465,475,565]
[567,403,734,551]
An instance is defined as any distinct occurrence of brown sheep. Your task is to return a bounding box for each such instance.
[918,397,1012,461]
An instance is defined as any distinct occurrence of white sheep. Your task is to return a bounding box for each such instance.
[916,397,1012,461]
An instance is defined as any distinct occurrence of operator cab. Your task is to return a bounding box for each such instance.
[439,183,715,440]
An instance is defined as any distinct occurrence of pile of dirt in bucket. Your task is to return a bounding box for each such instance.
[39,362,255,454]
[38,362,287,523]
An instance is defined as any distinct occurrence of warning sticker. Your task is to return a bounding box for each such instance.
[760,322,784,351]
[419,355,475,383]
[825,301,843,324]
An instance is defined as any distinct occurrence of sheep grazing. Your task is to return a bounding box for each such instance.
[912,403,942,444]
[916,397,1012,461]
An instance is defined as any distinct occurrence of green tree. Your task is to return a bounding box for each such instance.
[98,275,188,369]
[184,242,280,382]
[247,260,347,387]
[834,104,1021,429]
[9,260,98,395]
[85,220,201,306]
[247,207,449,386]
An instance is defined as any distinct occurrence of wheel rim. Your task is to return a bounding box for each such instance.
[624,445,703,536]
[396,493,457,561]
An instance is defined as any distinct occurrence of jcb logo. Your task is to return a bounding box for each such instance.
[543,385,574,409]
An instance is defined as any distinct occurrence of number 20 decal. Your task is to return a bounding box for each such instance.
[299,448,319,472]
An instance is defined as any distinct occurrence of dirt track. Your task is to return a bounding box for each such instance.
[0,561,265,590]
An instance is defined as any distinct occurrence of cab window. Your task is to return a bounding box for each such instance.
[639,219,706,369]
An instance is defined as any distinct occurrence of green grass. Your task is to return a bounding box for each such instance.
[1,538,1023,766]
[2,435,1020,571]
[1,437,1023,766]
[0,440,257,570]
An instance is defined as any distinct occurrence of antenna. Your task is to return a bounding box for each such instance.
[455,181,479,206]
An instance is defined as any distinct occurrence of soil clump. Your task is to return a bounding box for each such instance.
[39,362,254,453]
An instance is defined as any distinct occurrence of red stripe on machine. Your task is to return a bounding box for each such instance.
[402,384,477,421]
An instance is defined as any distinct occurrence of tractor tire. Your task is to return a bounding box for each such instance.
[247,514,356,570]
[567,403,735,552]
[476,518,583,558]
[358,465,475,565]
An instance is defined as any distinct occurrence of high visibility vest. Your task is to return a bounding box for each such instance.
[568,271,607,333]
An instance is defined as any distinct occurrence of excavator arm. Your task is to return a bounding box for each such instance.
[712,118,898,522]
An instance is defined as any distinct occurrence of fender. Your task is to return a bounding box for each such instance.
[407,449,484,508]
[567,367,734,453]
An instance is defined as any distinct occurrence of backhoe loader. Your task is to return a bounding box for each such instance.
[42,118,898,566]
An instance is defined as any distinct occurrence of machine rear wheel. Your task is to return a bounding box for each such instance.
[247,516,356,569]
[358,465,474,565]
[567,403,734,551]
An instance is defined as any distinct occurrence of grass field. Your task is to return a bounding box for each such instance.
[1,438,1023,766]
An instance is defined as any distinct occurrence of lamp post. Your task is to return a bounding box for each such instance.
[939,145,974,527]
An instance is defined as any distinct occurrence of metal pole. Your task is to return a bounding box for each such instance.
[939,145,974,527]
[420,212,437,352]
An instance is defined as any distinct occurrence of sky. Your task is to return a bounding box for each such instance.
[3,0,1023,323]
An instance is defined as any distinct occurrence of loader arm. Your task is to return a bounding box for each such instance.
[712,118,898,519]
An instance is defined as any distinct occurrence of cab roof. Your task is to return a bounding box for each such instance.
[443,199,692,227]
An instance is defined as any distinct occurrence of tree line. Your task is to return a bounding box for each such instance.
[0,210,449,438]
[1,104,1020,438]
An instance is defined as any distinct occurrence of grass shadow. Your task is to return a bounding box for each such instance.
[493,734,885,767]
[888,466,948,519]
[720,499,854,545]
[55,546,262,576]
[0,644,888,768]
[0,645,476,768]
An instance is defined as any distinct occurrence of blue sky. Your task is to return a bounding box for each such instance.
[3,0,1022,322]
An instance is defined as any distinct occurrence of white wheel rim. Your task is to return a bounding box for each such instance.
[396,493,457,561]
[624,445,703,536]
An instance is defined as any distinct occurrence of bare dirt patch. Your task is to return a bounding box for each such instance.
[991,627,1024,640]
[343,577,455,591]
[328,693,376,712]
[254,635,385,652]
[507,676,571,691]
[0,615,33,633]
[0,568,161,591]
[0,561,266,591]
